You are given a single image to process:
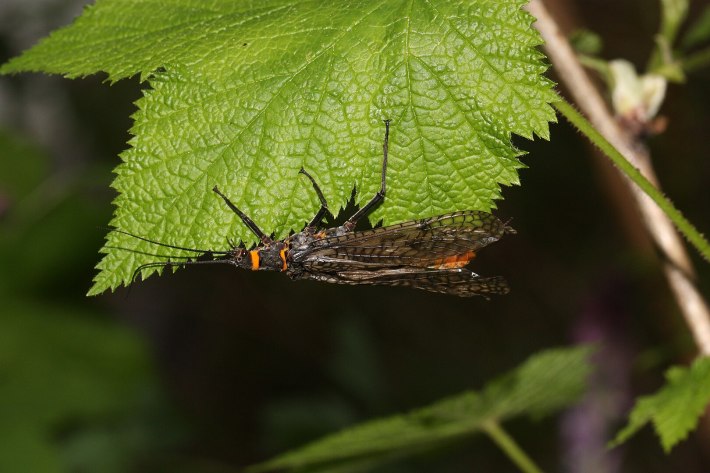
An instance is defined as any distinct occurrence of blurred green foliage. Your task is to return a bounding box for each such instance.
[253,347,591,472]
[0,129,183,472]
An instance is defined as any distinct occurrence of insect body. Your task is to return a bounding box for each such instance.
[123,120,514,297]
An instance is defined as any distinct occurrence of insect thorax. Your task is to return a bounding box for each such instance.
[248,241,288,271]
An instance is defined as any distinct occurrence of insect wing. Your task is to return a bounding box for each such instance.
[298,211,510,269]
[297,267,509,297]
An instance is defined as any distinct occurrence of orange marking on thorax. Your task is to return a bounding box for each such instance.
[249,250,260,270]
[279,247,288,272]
[432,250,476,269]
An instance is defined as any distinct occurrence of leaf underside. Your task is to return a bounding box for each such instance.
[1,0,557,294]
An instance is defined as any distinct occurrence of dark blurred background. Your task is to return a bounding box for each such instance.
[1,1,709,472]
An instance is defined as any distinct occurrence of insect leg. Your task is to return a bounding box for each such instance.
[299,167,333,228]
[212,185,272,244]
[343,119,390,231]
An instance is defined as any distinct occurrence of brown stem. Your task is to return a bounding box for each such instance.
[525,0,710,356]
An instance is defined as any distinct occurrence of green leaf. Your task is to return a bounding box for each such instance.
[1,0,557,294]
[659,0,688,45]
[568,29,603,55]
[681,5,710,49]
[611,357,710,453]
[249,346,592,473]
[647,0,687,81]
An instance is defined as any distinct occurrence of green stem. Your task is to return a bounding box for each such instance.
[482,421,545,473]
[553,99,710,262]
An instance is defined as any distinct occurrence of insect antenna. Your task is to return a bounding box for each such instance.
[104,245,212,260]
[107,227,232,255]
[131,258,235,283]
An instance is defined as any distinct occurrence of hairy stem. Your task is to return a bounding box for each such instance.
[554,99,710,261]
[526,0,710,356]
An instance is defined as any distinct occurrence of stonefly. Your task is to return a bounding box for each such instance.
[113,120,515,297]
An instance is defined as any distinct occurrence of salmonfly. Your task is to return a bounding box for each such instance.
[113,120,515,297]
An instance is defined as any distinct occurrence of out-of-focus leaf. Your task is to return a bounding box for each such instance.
[0,298,164,472]
[569,29,603,55]
[659,0,688,45]
[648,0,687,81]
[611,357,710,453]
[0,129,47,207]
[0,149,111,294]
[681,5,710,49]
[249,346,592,473]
